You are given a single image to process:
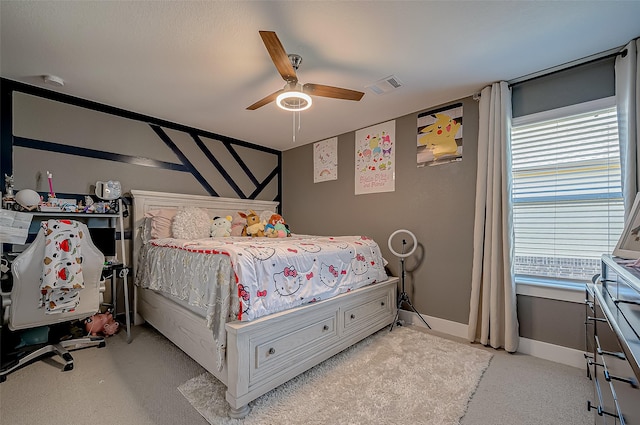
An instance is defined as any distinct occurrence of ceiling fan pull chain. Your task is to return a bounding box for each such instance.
[292,108,303,143]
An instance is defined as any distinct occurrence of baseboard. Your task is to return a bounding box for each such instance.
[398,310,468,339]
[398,310,586,369]
[517,337,586,369]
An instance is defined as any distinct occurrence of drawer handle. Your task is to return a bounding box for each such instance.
[597,347,626,360]
[323,325,329,331]
[381,301,385,306]
[608,373,639,388]
[268,348,275,355]
[350,314,355,319]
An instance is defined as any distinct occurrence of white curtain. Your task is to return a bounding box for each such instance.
[468,81,519,352]
[616,38,640,217]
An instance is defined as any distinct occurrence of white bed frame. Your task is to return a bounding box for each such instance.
[130,190,397,418]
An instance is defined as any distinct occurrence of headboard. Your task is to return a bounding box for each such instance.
[129,190,279,272]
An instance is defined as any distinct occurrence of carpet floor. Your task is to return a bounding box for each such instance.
[179,326,493,425]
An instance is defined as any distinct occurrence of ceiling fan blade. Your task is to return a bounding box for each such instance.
[259,31,297,83]
[246,89,284,110]
[303,83,365,101]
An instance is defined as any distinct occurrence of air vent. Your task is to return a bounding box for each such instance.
[366,75,403,95]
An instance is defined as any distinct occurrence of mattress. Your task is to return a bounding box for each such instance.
[136,235,388,323]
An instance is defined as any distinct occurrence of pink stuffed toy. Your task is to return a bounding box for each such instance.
[84,311,119,336]
[230,213,247,236]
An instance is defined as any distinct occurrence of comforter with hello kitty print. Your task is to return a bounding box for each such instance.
[138,235,388,323]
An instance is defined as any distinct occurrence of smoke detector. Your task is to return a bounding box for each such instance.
[43,75,65,87]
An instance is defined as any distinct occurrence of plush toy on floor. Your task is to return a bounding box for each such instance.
[84,311,119,337]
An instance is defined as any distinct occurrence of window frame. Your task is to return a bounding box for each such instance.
[511,96,619,302]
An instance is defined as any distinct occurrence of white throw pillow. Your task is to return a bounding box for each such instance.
[171,207,210,240]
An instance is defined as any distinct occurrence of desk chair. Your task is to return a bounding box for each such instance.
[1,221,106,382]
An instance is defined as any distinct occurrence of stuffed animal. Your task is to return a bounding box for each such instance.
[239,210,265,237]
[230,213,246,236]
[84,311,119,337]
[210,215,232,237]
[265,213,291,238]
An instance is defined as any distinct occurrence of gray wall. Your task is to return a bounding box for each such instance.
[283,98,479,326]
[283,58,616,350]
[511,57,615,117]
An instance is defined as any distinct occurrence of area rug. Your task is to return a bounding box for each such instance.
[178,326,493,425]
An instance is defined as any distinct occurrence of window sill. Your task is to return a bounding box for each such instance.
[515,277,587,303]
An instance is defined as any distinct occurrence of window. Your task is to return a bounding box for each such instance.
[511,97,624,283]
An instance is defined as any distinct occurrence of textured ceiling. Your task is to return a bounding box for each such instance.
[1,1,639,151]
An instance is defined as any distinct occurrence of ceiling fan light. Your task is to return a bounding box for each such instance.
[276,91,312,111]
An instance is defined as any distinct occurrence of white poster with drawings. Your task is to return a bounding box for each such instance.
[355,120,395,195]
[313,137,338,183]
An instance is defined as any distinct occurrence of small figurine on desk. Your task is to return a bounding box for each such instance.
[2,174,15,209]
[4,174,14,198]
[83,196,95,213]
[95,202,110,214]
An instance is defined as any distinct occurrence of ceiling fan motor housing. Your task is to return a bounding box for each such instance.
[288,54,303,73]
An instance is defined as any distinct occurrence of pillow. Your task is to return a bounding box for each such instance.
[143,208,177,240]
[172,207,211,240]
[260,210,275,224]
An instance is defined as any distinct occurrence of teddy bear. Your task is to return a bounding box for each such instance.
[210,215,232,237]
[84,311,119,337]
[264,213,291,238]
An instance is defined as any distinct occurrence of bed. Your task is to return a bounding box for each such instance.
[130,190,398,418]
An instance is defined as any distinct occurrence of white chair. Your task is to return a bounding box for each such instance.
[1,221,106,382]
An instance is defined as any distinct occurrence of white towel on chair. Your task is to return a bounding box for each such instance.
[40,219,85,314]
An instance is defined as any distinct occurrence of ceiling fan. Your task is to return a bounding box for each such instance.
[246,31,365,111]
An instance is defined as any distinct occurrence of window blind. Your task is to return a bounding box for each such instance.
[511,105,623,281]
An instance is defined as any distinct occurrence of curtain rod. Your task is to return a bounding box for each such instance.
[508,47,627,89]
